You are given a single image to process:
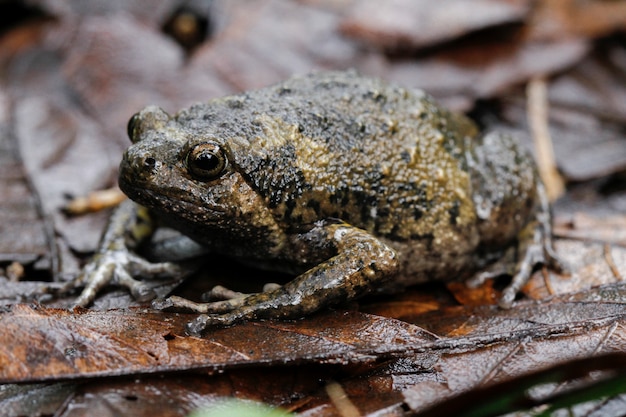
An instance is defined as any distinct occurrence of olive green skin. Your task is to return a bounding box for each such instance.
[120,71,556,329]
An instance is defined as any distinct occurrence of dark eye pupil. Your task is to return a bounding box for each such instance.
[187,141,226,181]
[195,152,219,171]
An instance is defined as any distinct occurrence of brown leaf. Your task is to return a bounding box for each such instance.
[186,0,360,93]
[523,240,626,301]
[381,36,589,110]
[528,0,626,41]
[0,92,52,270]
[1,367,341,417]
[61,14,188,128]
[341,0,532,51]
[0,306,435,383]
[555,213,626,248]
[5,287,626,415]
[409,353,626,416]
[396,291,626,413]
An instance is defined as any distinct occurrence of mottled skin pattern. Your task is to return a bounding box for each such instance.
[80,71,563,333]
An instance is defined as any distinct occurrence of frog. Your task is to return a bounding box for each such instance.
[67,70,565,334]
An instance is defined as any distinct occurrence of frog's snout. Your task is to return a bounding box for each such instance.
[120,147,160,183]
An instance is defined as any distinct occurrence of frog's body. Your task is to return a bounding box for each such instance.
[77,71,563,332]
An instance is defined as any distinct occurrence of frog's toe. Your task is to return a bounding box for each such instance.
[186,313,240,335]
[263,282,282,292]
[71,262,116,307]
[36,270,91,304]
[499,281,522,309]
[201,284,280,302]
[127,281,157,302]
[124,251,188,281]
[201,285,246,301]
[153,295,246,314]
[151,296,179,310]
[545,246,570,276]
[498,228,568,308]
[186,315,209,336]
[111,266,155,301]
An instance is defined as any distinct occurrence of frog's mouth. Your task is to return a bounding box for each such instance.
[119,180,226,223]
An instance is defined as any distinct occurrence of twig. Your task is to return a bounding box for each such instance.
[526,77,565,201]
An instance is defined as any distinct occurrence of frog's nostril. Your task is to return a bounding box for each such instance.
[143,157,157,170]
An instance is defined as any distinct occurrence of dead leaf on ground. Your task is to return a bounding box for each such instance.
[555,213,626,248]
[0,307,435,383]
[341,0,532,51]
[0,90,53,271]
[3,283,626,415]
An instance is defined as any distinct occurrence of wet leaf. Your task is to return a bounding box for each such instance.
[4,286,626,416]
[341,0,532,51]
[409,353,626,417]
[0,91,52,271]
[1,368,332,417]
[382,36,589,110]
[186,0,359,93]
[0,307,434,383]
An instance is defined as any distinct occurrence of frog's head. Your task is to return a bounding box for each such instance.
[119,105,285,256]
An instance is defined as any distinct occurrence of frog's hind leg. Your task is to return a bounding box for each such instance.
[156,221,399,334]
[498,182,568,307]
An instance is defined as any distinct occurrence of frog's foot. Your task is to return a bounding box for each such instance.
[47,250,184,308]
[181,285,320,332]
[77,252,184,307]
[468,183,569,308]
[466,232,564,308]
[498,183,569,307]
[40,200,195,307]
[497,226,567,308]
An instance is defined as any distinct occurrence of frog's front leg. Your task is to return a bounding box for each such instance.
[156,222,398,334]
[50,199,184,306]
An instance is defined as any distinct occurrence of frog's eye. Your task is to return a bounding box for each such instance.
[186,142,227,181]
[127,113,140,142]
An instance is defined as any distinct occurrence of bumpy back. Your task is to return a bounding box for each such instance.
[176,71,480,243]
